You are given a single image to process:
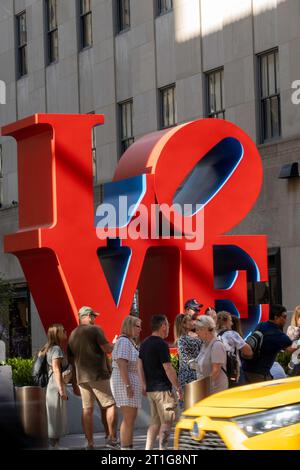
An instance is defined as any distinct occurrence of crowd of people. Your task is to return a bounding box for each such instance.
[39,300,300,450]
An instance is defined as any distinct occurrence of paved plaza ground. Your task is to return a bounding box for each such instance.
[59,428,175,450]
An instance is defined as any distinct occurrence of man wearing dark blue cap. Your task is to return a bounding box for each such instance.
[184,299,203,336]
[184,299,203,316]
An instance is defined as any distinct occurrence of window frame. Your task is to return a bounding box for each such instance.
[119,99,134,156]
[45,0,59,65]
[268,247,282,305]
[79,0,93,50]
[87,111,97,183]
[116,0,130,34]
[16,11,28,78]
[206,67,225,119]
[156,0,173,16]
[0,144,3,208]
[159,84,177,129]
[258,48,281,143]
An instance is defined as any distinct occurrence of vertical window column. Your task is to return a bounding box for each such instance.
[159,84,177,129]
[117,0,130,33]
[157,0,173,16]
[80,0,93,49]
[16,11,27,78]
[92,127,97,183]
[119,99,134,155]
[45,0,58,64]
[259,49,281,142]
[0,145,3,207]
[206,68,225,119]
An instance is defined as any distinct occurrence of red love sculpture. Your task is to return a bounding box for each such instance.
[2,115,268,340]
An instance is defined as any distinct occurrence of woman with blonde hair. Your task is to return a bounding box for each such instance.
[194,316,228,395]
[287,306,300,342]
[40,323,68,449]
[287,306,300,376]
[174,314,201,389]
[111,315,142,450]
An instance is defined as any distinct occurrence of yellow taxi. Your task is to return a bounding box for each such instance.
[174,377,300,450]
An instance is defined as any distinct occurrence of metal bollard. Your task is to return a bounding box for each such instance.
[183,377,210,410]
[15,386,48,441]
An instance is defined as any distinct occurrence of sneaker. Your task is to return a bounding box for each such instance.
[106,438,120,450]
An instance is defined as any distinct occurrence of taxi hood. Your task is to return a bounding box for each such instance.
[184,377,300,418]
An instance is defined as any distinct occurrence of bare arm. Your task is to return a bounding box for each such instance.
[52,358,67,400]
[96,327,114,353]
[285,345,298,353]
[117,358,130,385]
[240,343,253,358]
[138,359,146,395]
[100,342,114,354]
[211,363,222,382]
[117,358,133,398]
[163,362,183,400]
[67,344,80,396]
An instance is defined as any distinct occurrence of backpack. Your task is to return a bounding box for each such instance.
[32,353,50,387]
[245,329,264,360]
[244,322,283,364]
[217,332,239,387]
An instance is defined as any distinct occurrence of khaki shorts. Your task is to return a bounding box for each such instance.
[79,380,115,409]
[147,390,177,426]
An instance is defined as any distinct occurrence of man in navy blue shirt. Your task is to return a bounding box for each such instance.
[243,304,297,384]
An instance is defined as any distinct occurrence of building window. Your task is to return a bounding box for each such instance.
[45,0,58,64]
[87,111,97,183]
[157,0,173,16]
[268,247,282,305]
[119,99,134,155]
[16,12,27,77]
[206,68,225,119]
[117,0,130,33]
[259,49,281,142]
[92,127,97,183]
[0,144,3,207]
[0,284,32,359]
[79,0,92,49]
[159,84,177,129]
[130,289,139,317]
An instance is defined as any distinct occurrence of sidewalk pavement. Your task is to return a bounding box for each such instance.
[59,429,148,450]
[59,428,175,450]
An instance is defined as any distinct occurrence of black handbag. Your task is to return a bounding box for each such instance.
[288,363,300,377]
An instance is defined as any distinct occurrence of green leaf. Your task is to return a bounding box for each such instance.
[5,357,34,386]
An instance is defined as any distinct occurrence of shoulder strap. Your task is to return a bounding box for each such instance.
[118,334,138,350]
[218,330,227,338]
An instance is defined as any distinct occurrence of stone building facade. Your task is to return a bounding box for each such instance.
[0,0,300,354]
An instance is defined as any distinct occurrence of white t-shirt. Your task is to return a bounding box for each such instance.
[196,339,228,395]
[219,330,246,353]
[218,330,246,367]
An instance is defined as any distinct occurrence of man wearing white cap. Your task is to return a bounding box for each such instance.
[68,306,118,449]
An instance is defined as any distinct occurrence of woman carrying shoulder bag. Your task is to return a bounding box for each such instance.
[194,316,228,395]
[40,323,68,449]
